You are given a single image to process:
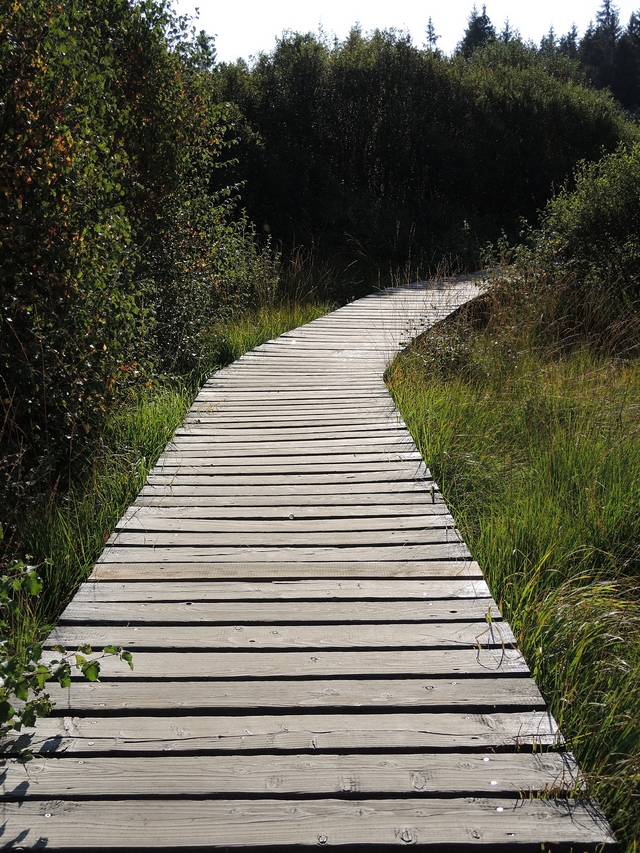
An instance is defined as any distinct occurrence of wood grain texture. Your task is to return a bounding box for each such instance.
[42,676,545,712]
[70,578,492,602]
[0,798,615,849]
[40,648,529,679]
[1,752,580,799]
[10,711,559,754]
[58,598,497,624]
[89,559,484,581]
[47,621,515,651]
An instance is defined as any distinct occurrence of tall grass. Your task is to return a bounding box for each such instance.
[386,272,640,850]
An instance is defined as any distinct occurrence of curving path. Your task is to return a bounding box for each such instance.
[1,279,616,850]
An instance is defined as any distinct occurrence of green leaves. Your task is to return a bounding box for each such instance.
[0,560,133,746]
[79,659,100,682]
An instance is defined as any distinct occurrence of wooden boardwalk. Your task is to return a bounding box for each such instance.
[1,280,616,850]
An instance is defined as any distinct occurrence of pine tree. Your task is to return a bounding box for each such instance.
[500,19,517,44]
[579,1,621,91]
[615,11,640,110]
[425,17,440,50]
[558,25,579,59]
[457,5,496,58]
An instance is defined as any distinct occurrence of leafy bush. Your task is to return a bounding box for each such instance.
[541,141,640,291]
[0,0,270,544]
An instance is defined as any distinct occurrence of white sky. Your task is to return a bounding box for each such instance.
[172,0,640,64]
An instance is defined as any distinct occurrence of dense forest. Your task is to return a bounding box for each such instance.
[2,1,640,846]
[214,0,640,267]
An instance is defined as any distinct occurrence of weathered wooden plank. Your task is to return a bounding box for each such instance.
[156,451,423,466]
[176,424,408,438]
[89,559,483,581]
[1,752,580,799]
[200,379,386,389]
[72,578,490,603]
[150,458,425,476]
[133,492,443,507]
[40,648,528,679]
[189,404,398,417]
[97,543,472,563]
[194,390,390,400]
[58,598,498,624]
[10,710,557,754]
[119,504,453,523]
[107,528,463,548]
[168,435,414,450]
[47,621,514,651]
[144,470,434,487]
[137,482,438,499]
[0,797,614,849]
[42,676,545,712]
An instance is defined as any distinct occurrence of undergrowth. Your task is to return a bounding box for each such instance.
[10,297,332,647]
[386,267,640,850]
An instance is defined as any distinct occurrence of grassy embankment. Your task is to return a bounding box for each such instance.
[387,145,640,850]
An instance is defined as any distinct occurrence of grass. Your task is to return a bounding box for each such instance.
[386,273,640,851]
[12,298,333,641]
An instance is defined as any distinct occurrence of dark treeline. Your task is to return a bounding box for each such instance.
[542,0,640,113]
[214,5,637,272]
[462,1,640,115]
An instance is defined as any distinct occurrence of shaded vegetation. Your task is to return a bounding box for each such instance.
[215,26,635,272]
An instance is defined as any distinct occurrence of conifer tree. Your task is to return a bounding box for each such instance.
[458,5,496,58]
[425,17,440,50]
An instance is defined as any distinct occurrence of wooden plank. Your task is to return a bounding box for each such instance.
[190,400,395,412]
[40,648,528,679]
[132,490,448,502]
[144,470,434,487]
[184,414,403,427]
[106,528,463,548]
[0,797,614,849]
[138,482,438,498]
[97,544,472,563]
[168,435,414,450]
[1,752,580,799]
[176,422,407,436]
[47,621,515,651]
[58,598,499,624]
[42,676,545,712]
[133,491,443,506]
[118,504,453,523]
[10,710,556,754]
[194,390,390,400]
[158,449,422,464]
[206,384,390,393]
[172,429,410,442]
[71,578,491,603]
[89,560,483,581]
[150,458,425,474]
